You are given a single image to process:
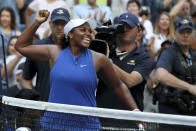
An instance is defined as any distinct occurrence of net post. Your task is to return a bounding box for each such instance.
[0,34,9,96]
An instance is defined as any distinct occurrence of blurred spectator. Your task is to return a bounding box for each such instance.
[159,39,172,54]
[157,39,173,60]
[74,0,112,7]
[0,0,20,27]
[190,5,196,51]
[25,0,71,39]
[72,0,112,25]
[141,0,156,25]
[139,6,154,40]
[0,7,21,63]
[136,23,147,49]
[62,0,74,8]
[136,23,156,61]
[112,0,155,21]
[155,0,192,22]
[139,6,151,23]
[116,0,129,14]
[0,66,2,96]
[150,12,174,60]
[191,5,196,24]
[1,36,26,96]
[127,0,141,17]
[18,34,40,90]
[16,0,33,32]
[169,0,191,20]
[127,0,154,42]
[155,0,177,16]
[144,39,172,113]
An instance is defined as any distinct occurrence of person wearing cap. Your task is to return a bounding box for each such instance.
[15,9,139,130]
[97,12,153,113]
[152,18,196,130]
[21,8,70,102]
[24,0,71,39]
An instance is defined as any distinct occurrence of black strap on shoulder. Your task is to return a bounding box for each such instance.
[171,45,196,84]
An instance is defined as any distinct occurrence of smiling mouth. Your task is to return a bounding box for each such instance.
[83,38,90,43]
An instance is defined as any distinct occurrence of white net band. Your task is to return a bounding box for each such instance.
[1,96,196,127]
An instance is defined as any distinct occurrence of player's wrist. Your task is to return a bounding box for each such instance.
[133,108,140,112]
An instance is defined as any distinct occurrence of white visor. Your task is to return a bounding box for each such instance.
[64,18,97,37]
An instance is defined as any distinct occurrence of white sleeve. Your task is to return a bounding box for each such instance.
[103,6,113,22]
[72,5,81,19]
[143,20,154,40]
[6,55,17,65]
[60,1,72,17]
[28,0,39,12]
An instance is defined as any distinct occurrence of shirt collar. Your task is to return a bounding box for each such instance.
[115,44,140,60]
[173,41,193,59]
[128,44,140,56]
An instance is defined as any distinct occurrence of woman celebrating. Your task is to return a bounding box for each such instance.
[15,10,139,130]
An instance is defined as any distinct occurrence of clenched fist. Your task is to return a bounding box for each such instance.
[35,10,50,24]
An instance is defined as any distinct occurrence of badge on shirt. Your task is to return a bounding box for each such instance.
[127,60,135,65]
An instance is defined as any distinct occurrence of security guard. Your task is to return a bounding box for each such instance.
[154,18,196,130]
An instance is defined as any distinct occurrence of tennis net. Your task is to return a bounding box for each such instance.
[1,95,196,131]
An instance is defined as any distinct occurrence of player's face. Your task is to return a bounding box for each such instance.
[70,23,92,48]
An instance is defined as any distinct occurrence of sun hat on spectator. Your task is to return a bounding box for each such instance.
[64,18,97,37]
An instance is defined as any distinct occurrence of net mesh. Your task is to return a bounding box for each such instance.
[1,96,196,131]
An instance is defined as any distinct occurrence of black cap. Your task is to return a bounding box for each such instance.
[139,6,151,16]
[175,18,194,31]
[161,39,172,47]
[50,8,70,23]
[119,12,139,28]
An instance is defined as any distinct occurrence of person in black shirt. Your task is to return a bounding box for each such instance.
[96,12,153,111]
[149,18,196,130]
[22,8,70,101]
